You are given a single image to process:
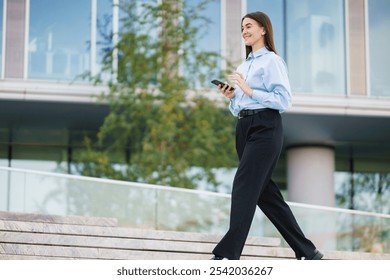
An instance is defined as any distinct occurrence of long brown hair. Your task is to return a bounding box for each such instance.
[242,11,277,58]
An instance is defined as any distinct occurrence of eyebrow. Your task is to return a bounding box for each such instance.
[241,23,253,29]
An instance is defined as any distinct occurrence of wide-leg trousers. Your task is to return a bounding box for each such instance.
[212,109,316,260]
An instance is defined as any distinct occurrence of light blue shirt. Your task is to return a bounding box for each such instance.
[229,47,292,116]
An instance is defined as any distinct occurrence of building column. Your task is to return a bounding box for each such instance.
[221,0,244,69]
[4,0,28,79]
[287,146,335,207]
[347,0,367,96]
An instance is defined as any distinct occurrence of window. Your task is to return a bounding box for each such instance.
[0,0,3,78]
[368,0,390,97]
[286,0,346,95]
[246,0,346,95]
[185,0,221,88]
[0,128,7,166]
[28,0,91,81]
[117,0,221,88]
[11,145,68,173]
[246,0,285,59]
[0,144,7,167]
[95,0,113,81]
[28,0,113,82]
[187,0,221,57]
[335,172,390,214]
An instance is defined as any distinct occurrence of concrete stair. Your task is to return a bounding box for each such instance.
[1,211,390,260]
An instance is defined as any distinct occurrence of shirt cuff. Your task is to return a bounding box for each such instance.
[251,89,268,103]
[229,98,238,116]
[229,97,235,108]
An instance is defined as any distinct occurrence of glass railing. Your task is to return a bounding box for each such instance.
[1,166,389,253]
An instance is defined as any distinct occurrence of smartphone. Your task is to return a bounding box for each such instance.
[211,79,235,91]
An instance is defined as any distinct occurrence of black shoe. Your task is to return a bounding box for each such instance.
[300,249,323,260]
[210,255,229,260]
[310,249,324,260]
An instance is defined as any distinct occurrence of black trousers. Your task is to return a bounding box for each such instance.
[212,109,316,260]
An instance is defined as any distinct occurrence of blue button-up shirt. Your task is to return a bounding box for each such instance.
[229,47,292,116]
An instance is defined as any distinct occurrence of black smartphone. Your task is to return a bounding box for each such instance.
[211,79,235,91]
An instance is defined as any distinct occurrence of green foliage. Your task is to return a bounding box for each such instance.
[73,137,126,181]
[336,172,390,214]
[75,0,237,190]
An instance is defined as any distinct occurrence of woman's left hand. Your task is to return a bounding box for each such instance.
[229,72,254,97]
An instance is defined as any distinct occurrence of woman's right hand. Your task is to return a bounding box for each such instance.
[218,83,236,99]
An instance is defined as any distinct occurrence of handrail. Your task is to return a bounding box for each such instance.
[1,166,389,219]
[1,166,390,253]
[0,166,230,197]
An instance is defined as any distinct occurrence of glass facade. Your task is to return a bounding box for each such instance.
[286,0,346,95]
[0,0,389,228]
[368,0,390,97]
[1,128,70,173]
[27,0,113,81]
[117,0,221,87]
[246,0,285,59]
[335,172,390,214]
[0,129,8,166]
[0,0,3,78]
[28,0,91,80]
[247,0,346,95]
[119,0,221,56]
[11,145,68,174]
[188,0,221,57]
[186,0,221,87]
[0,146,6,167]
[96,0,113,80]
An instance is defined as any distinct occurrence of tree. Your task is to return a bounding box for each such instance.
[336,172,390,214]
[335,172,390,252]
[74,0,237,190]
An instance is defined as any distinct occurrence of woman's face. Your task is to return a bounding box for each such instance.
[241,17,265,50]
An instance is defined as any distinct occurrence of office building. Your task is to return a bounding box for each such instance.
[1,0,389,212]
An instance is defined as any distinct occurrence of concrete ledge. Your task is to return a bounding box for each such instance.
[320,250,390,260]
[0,211,118,227]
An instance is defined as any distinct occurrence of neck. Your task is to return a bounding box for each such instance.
[251,41,265,53]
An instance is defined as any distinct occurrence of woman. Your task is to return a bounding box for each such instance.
[211,11,323,260]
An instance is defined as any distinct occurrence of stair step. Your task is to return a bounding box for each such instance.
[2,211,390,260]
[0,211,286,260]
[0,219,281,247]
[0,244,291,260]
[0,211,117,227]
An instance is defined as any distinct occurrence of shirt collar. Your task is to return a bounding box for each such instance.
[247,47,270,61]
